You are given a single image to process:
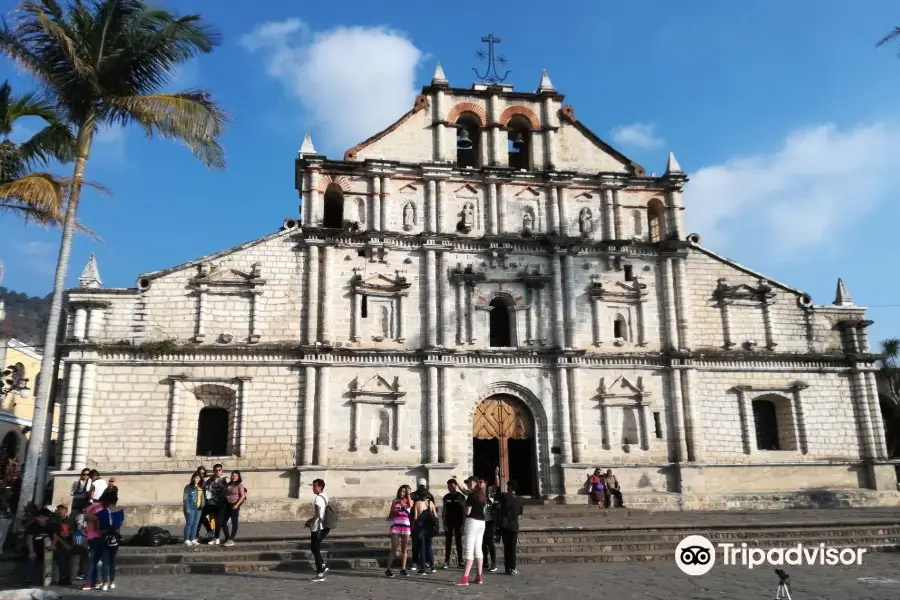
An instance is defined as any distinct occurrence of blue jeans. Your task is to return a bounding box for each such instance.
[416,526,434,570]
[84,538,104,584]
[184,508,202,541]
[100,545,118,583]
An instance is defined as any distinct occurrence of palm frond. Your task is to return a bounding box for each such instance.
[18,121,77,166]
[878,27,900,48]
[0,171,103,239]
[106,91,229,169]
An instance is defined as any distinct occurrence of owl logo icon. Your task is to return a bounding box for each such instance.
[675,535,716,576]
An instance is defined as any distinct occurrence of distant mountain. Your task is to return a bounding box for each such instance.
[0,287,51,347]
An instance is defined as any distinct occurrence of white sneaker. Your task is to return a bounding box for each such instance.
[208,539,220,545]
[101,583,109,591]
[184,540,193,546]
[109,583,116,590]
[223,540,234,547]
[191,539,200,546]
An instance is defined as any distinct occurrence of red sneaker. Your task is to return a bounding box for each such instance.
[475,575,484,585]
[455,576,469,586]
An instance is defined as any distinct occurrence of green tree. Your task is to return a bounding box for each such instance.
[0,79,76,226]
[0,0,229,517]
[877,338,900,457]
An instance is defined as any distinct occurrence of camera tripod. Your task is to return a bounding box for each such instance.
[774,578,792,599]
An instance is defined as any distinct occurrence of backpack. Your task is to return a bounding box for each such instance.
[322,500,338,529]
[134,526,171,547]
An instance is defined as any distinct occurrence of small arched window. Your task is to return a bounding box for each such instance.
[613,314,627,340]
[322,183,345,229]
[456,113,481,168]
[752,399,780,451]
[647,198,666,243]
[196,407,229,456]
[507,116,531,170]
[489,297,514,347]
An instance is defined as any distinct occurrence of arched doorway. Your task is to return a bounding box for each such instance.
[473,395,537,496]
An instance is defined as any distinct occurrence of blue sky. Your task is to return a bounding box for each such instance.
[2,0,900,344]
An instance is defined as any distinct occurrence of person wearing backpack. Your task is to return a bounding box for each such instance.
[304,478,336,582]
[94,491,124,591]
[412,490,438,574]
[201,464,229,545]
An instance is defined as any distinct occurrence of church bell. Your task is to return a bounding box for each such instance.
[457,128,474,150]
[511,131,526,150]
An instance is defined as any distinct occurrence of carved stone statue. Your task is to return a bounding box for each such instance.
[458,202,475,233]
[402,202,415,231]
[579,208,593,236]
[522,209,534,235]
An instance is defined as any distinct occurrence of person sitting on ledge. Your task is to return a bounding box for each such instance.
[604,469,625,508]
[588,469,606,508]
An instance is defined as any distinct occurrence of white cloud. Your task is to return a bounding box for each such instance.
[240,19,424,153]
[686,120,900,257]
[92,124,125,161]
[611,123,663,150]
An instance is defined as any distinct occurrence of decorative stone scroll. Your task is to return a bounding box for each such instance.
[713,278,777,350]
[588,274,649,346]
[348,374,407,451]
[350,270,411,342]
[596,376,652,451]
[189,262,266,344]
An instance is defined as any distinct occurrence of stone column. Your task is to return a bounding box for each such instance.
[427,180,437,233]
[734,387,755,455]
[535,286,545,344]
[865,372,888,458]
[548,186,560,235]
[854,371,876,459]
[351,292,361,342]
[427,365,439,463]
[302,365,316,465]
[639,401,651,451]
[73,363,96,470]
[439,366,451,462]
[316,365,330,465]
[434,89,446,162]
[306,244,320,344]
[194,286,207,342]
[681,369,700,461]
[439,252,452,346]
[380,175,390,231]
[562,252,577,348]
[568,366,582,463]
[488,183,499,235]
[550,251,565,347]
[425,249,438,347]
[636,297,647,346]
[528,286,539,345]
[455,279,465,345]
[791,383,810,455]
[603,188,615,240]
[667,188,686,240]
[236,377,250,456]
[480,130,489,167]
[612,188,623,239]
[543,97,557,168]
[466,283,477,344]
[73,308,87,341]
[60,363,82,470]
[600,400,611,449]
[86,308,103,340]
[661,258,680,350]
[720,301,735,348]
[350,402,360,452]
[759,299,776,350]
[436,180,446,234]
[308,169,320,227]
[166,377,182,457]
[321,245,334,343]
[371,176,382,232]
[669,369,688,463]
[673,258,692,349]
[497,183,506,234]
[249,290,262,343]
[591,297,602,346]
[394,402,403,452]
[396,294,406,343]
[557,187,569,237]
[556,365,572,463]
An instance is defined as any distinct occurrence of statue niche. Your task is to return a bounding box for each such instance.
[402,202,416,232]
[579,207,593,237]
[457,202,475,233]
[522,208,534,236]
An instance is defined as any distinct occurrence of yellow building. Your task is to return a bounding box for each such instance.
[0,338,60,465]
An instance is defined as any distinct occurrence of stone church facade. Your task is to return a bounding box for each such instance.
[50,67,898,517]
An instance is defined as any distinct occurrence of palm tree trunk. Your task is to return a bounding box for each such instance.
[15,119,94,526]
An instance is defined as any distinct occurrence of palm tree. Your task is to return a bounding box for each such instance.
[0,79,76,226]
[0,0,229,517]
[878,27,900,51]
[877,338,900,457]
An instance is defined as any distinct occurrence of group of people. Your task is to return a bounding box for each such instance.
[181,463,247,546]
[23,467,124,590]
[587,468,625,508]
[379,467,523,586]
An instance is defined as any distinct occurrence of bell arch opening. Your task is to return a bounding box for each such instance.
[322,183,345,229]
[488,296,515,347]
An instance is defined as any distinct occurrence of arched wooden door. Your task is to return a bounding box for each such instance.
[473,395,537,496]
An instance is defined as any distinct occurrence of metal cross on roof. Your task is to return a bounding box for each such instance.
[473,34,510,84]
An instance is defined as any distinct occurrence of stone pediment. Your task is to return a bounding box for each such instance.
[350,269,410,295]
[514,186,540,197]
[713,278,775,304]
[588,274,647,300]
[454,183,479,196]
[597,375,650,402]
[192,262,264,287]
[349,373,406,403]
[398,183,418,194]
[574,191,595,201]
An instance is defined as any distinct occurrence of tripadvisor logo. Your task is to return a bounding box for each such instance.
[675,535,867,576]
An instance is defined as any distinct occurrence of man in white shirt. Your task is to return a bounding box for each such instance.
[305,479,330,582]
[88,470,107,503]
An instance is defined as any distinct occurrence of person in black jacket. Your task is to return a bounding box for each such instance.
[497,479,524,575]
[441,479,466,568]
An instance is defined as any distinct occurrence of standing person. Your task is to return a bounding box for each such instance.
[69,469,93,514]
[87,470,107,504]
[304,478,331,582]
[23,508,56,586]
[412,488,438,574]
[455,485,486,586]
[384,485,412,577]
[497,479,523,575]
[93,491,124,591]
[410,478,434,570]
[81,496,105,590]
[202,464,229,545]
[604,469,625,508]
[441,479,466,569]
[223,470,247,546]
[480,470,500,573]
[182,472,205,546]
[53,503,85,585]
[106,477,119,496]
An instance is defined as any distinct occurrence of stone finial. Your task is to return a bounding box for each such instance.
[299,132,316,156]
[665,152,682,175]
[537,69,555,93]
[79,253,102,289]
[431,62,448,86]
[834,278,853,306]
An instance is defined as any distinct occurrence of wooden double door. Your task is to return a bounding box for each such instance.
[472,395,537,496]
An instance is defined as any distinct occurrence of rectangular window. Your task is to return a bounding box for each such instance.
[653,412,662,439]
[361,294,368,318]
[357,248,366,257]
[624,265,634,281]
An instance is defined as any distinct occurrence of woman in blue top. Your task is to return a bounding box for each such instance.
[183,471,206,546]
[93,490,124,591]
